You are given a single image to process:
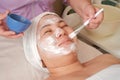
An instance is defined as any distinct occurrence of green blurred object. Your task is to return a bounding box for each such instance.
[102,0,117,6]
[67,9,76,15]
[67,0,118,15]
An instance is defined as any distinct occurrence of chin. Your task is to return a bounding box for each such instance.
[60,43,77,55]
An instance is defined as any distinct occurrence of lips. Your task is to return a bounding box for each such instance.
[57,38,73,47]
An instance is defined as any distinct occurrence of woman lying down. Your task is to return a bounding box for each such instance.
[23,12,120,80]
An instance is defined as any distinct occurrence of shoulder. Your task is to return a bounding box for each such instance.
[98,54,120,63]
[84,54,120,66]
[95,54,120,64]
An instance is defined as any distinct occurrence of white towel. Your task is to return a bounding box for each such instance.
[23,12,58,72]
[86,64,120,80]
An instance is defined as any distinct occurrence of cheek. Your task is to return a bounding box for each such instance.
[37,46,45,59]
[65,28,73,34]
[38,36,56,49]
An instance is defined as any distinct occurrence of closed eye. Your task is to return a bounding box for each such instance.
[44,29,52,34]
[60,24,69,29]
[40,27,52,37]
[59,21,69,29]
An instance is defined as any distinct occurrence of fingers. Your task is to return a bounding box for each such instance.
[0,31,24,39]
[0,10,9,20]
[4,10,9,18]
[7,33,24,39]
[89,8,104,29]
[87,22,99,29]
[0,20,2,24]
[84,7,104,29]
[0,10,24,39]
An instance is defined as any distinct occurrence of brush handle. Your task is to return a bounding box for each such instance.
[69,8,104,39]
[94,8,104,18]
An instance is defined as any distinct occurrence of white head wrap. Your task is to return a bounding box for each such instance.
[23,12,58,72]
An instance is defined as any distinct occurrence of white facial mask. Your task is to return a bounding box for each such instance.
[40,17,63,30]
[38,28,76,55]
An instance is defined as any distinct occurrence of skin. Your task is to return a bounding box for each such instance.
[0,10,23,38]
[37,14,120,80]
[68,0,104,29]
[0,0,103,38]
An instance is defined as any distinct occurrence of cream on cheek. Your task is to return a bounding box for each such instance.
[38,28,76,55]
[38,35,76,55]
[37,17,76,56]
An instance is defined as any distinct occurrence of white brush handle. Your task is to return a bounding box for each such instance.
[69,8,104,39]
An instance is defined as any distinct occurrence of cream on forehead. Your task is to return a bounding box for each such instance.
[40,17,63,30]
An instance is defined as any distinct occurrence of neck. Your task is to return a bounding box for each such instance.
[47,60,83,77]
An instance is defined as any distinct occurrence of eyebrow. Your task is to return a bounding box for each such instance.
[40,19,64,31]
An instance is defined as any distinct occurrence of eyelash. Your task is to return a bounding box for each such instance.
[43,24,68,36]
[61,25,68,28]
[44,30,52,34]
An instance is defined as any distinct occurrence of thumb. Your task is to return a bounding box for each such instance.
[3,10,10,18]
[0,10,10,20]
[2,31,15,36]
[89,8,95,19]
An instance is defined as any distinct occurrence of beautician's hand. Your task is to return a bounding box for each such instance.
[0,10,23,38]
[68,0,104,29]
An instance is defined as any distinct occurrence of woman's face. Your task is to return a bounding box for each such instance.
[37,14,77,57]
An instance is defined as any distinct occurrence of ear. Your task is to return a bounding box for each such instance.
[37,46,46,68]
[41,60,47,68]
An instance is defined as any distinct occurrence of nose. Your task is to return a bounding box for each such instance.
[54,28,65,38]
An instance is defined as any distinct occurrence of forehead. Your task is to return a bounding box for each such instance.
[38,14,62,26]
[41,14,60,20]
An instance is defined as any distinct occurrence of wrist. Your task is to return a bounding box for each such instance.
[68,0,92,7]
[63,0,70,5]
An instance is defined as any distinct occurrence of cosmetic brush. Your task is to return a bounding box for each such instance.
[69,8,104,39]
